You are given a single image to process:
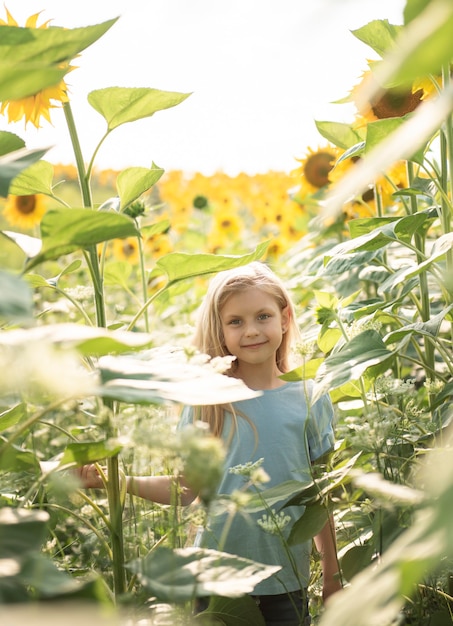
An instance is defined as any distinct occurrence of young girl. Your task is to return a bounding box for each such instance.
[78,262,341,624]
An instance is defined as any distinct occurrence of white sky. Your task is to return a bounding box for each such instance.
[2,0,404,175]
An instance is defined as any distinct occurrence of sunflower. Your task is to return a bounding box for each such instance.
[3,194,47,228]
[329,152,408,215]
[292,145,340,197]
[0,8,73,128]
[351,69,425,125]
[112,237,140,264]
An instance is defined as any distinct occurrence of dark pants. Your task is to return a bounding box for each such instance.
[253,590,311,626]
[196,590,310,626]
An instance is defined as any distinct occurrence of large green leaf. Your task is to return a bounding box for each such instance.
[288,501,329,545]
[0,403,27,434]
[314,121,364,150]
[0,507,49,559]
[388,1,453,86]
[0,146,49,197]
[0,131,25,157]
[0,323,154,357]
[0,19,118,65]
[8,160,54,196]
[98,351,260,406]
[156,241,269,283]
[59,440,122,467]
[312,330,393,403]
[25,207,139,270]
[117,164,164,210]
[0,64,66,101]
[326,211,436,261]
[351,19,401,57]
[88,87,191,131]
[0,440,40,472]
[126,546,280,602]
[384,305,453,344]
[365,118,425,164]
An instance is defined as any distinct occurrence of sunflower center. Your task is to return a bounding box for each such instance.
[371,88,423,119]
[304,152,335,188]
[122,242,136,257]
[17,195,38,215]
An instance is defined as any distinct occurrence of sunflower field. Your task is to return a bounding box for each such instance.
[1,1,453,625]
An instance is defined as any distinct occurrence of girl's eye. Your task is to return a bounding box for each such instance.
[258,313,270,320]
[229,319,241,325]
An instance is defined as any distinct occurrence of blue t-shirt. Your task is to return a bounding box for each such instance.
[179,380,335,595]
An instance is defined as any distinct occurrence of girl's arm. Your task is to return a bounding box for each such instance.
[314,514,342,601]
[75,464,197,506]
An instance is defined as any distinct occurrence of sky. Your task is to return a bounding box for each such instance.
[2,0,405,175]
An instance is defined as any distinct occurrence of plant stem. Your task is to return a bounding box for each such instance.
[63,99,126,597]
[406,161,435,382]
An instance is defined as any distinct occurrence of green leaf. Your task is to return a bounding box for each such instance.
[243,480,313,513]
[288,501,329,544]
[315,121,364,150]
[0,403,27,434]
[0,19,117,102]
[0,270,34,321]
[0,19,118,65]
[117,164,164,210]
[9,160,54,196]
[390,2,453,85]
[156,241,269,283]
[0,324,154,357]
[0,63,67,101]
[280,358,324,382]
[0,131,25,157]
[0,440,40,472]
[88,87,191,131]
[365,118,425,164]
[341,544,374,581]
[25,207,139,270]
[126,546,280,602]
[351,19,401,57]
[0,507,49,559]
[312,330,393,403]
[59,440,122,467]
[98,351,259,406]
[404,0,430,24]
[0,146,49,197]
[384,304,453,344]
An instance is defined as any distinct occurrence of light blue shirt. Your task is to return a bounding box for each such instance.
[179,380,335,595]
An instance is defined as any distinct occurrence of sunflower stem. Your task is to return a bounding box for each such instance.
[63,99,126,598]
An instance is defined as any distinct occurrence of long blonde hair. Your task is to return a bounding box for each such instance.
[192,261,301,436]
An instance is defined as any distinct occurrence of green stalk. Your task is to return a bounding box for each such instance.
[440,64,453,356]
[137,234,150,332]
[406,161,435,381]
[63,100,126,597]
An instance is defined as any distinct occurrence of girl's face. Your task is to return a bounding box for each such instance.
[220,287,289,369]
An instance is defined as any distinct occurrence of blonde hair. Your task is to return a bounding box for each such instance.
[193,261,301,436]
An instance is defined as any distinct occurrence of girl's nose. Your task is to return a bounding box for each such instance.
[244,321,259,336]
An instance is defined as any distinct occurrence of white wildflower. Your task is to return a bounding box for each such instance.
[257,509,292,535]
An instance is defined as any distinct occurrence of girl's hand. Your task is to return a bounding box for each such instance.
[74,464,105,489]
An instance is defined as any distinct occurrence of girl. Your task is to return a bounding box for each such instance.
[78,262,341,625]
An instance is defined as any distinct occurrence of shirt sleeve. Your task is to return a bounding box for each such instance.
[306,392,335,461]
